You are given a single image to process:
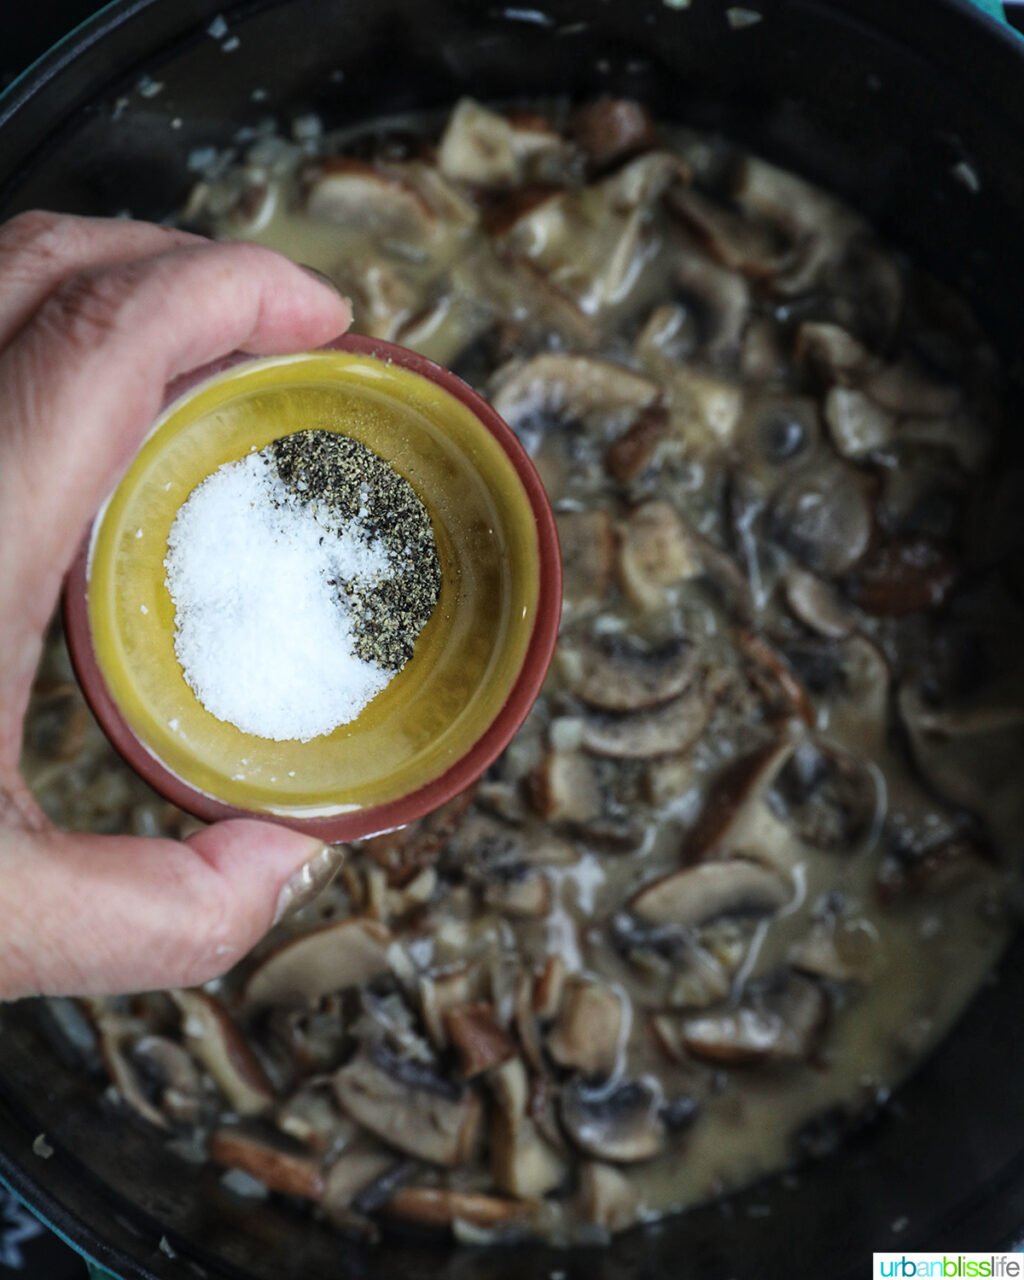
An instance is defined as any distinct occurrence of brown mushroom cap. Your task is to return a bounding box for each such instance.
[171,990,275,1117]
[243,919,392,1007]
[565,635,699,713]
[629,860,792,929]
[210,1126,324,1200]
[579,681,717,760]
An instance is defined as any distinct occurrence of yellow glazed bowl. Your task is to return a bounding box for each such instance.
[64,336,561,840]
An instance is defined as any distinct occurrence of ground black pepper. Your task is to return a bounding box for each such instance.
[270,429,441,671]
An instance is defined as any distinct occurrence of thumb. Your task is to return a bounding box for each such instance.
[0,818,342,999]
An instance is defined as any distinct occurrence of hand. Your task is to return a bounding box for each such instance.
[0,211,353,1000]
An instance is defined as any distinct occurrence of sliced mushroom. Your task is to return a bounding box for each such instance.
[601,151,689,210]
[795,321,874,387]
[737,394,820,470]
[444,1003,517,1078]
[557,510,616,613]
[629,860,790,928]
[605,407,670,485]
[618,501,702,611]
[668,185,785,279]
[768,461,872,577]
[321,1139,403,1216]
[385,1186,532,1229]
[578,1161,641,1233]
[732,156,863,295]
[579,682,716,760]
[132,1035,204,1127]
[790,916,883,982]
[683,742,799,870]
[766,738,877,852]
[864,359,961,418]
[825,387,895,459]
[243,919,392,1007]
[171,991,274,1116]
[533,955,569,1022]
[564,634,699,712]
[210,1126,324,1200]
[737,630,816,726]
[333,1046,482,1166]
[681,972,828,1065]
[275,1084,355,1154]
[674,251,751,357]
[491,354,659,435]
[560,1077,666,1163]
[89,1007,168,1131]
[437,98,526,188]
[419,963,486,1049]
[782,568,857,639]
[529,750,602,824]
[483,869,552,918]
[847,538,958,616]
[570,97,657,171]
[548,978,624,1077]
[305,159,435,239]
[490,1058,567,1198]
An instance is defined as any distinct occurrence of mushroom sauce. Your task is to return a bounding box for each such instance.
[23,98,1024,1244]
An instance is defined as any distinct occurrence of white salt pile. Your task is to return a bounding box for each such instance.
[164,452,395,741]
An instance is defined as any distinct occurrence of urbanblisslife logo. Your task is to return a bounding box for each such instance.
[874,1255,1024,1278]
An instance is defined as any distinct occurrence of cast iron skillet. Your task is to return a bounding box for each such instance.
[1,2,1024,1277]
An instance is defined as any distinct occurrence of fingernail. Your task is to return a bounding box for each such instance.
[299,263,345,298]
[273,843,345,924]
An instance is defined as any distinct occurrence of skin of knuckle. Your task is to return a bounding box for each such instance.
[37,267,140,355]
[0,209,67,263]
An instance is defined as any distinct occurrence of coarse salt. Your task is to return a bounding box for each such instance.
[164,451,396,741]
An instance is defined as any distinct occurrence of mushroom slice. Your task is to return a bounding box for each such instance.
[668,185,785,278]
[322,1140,403,1216]
[210,1126,324,1200]
[766,738,877,853]
[491,354,659,435]
[533,955,569,1022]
[737,630,816,726]
[275,1084,355,1154]
[557,510,616,613]
[419,963,485,1049]
[847,538,958,617]
[580,683,716,760]
[438,99,563,189]
[529,750,602,824]
[132,1035,204,1127]
[578,1161,641,1232]
[605,406,670,485]
[333,1046,482,1167]
[565,634,699,712]
[600,150,689,211]
[782,569,857,639]
[825,387,895,459]
[683,742,798,870]
[243,919,392,1007]
[681,972,828,1065]
[305,159,435,239]
[629,860,791,929]
[89,1007,168,1131]
[674,251,751,357]
[444,1003,517,1078]
[732,156,863,295]
[796,322,874,387]
[490,1058,567,1198]
[618,501,702,611]
[548,978,624,1077]
[570,97,657,171]
[171,991,274,1117]
[483,869,552,918]
[385,1187,533,1230]
[768,461,872,577]
[864,359,961,418]
[790,917,883,982]
[560,1078,666,1163]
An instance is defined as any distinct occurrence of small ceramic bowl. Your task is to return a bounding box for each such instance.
[63,334,561,842]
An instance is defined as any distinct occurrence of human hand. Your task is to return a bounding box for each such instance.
[0,211,353,1000]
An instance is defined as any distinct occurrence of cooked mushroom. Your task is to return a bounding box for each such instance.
[437,98,532,188]
[782,568,857,639]
[618,501,702,611]
[385,1186,533,1229]
[681,972,828,1064]
[243,919,392,1007]
[578,1161,641,1233]
[564,634,699,712]
[274,1083,355,1154]
[89,1006,169,1131]
[131,1035,204,1126]
[362,787,475,887]
[533,955,569,1022]
[674,251,751,357]
[824,386,895,459]
[444,1002,517,1078]
[683,742,800,870]
[548,978,624,1077]
[321,1139,404,1217]
[556,510,616,613]
[305,159,436,239]
[795,321,874,387]
[668,184,785,279]
[491,354,659,436]
[790,916,883,982]
[483,869,553,918]
[560,1077,666,1163]
[768,462,873,577]
[737,630,817,726]
[490,1058,567,1198]
[529,750,602,824]
[629,860,791,929]
[570,97,657,171]
[333,1046,482,1166]
[210,1126,324,1200]
[419,964,486,1049]
[864,359,961,418]
[766,738,877,852]
[579,683,716,760]
[171,991,275,1116]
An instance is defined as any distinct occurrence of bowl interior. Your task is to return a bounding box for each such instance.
[78,346,541,819]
